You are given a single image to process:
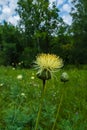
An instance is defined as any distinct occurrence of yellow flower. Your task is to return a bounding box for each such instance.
[0,83,4,87]
[21,93,26,98]
[35,53,63,71]
[31,76,35,79]
[35,53,63,80]
[17,74,23,80]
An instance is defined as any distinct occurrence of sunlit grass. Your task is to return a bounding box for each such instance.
[0,65,87,130]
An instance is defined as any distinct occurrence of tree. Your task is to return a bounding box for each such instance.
[70,0,87,64]
[16,0,64,54]
[0,22,23,66]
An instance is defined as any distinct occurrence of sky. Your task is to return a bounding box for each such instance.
[0,0,72,26]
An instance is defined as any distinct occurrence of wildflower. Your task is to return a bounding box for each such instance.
[35,53,63,80]
[18,61,23,65]
[31,76,35,79]
[0,83,4,87]
[21,93,26,98]
[60,72,69,83]
[34,53,63,130]
[12,67,15,70]
[18,62,21,65]
[17,74,23,80]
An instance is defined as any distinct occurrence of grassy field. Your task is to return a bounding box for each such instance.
[0,65,87,130]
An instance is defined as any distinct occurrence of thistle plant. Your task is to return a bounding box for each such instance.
[34,53,63,130]
[52,72,69,130]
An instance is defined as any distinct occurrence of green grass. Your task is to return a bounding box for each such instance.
[0,65,87,130]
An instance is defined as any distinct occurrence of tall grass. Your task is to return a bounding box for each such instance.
[0,65,87,130]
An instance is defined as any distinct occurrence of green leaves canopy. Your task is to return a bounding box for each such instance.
[16,0,63,52]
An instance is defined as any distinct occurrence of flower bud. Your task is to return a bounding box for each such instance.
[37,69,51,80]
[60,72,69,83]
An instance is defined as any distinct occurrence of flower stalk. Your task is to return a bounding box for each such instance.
[52,72,69,130]
[35,79,46,130]
[43,79,46,90]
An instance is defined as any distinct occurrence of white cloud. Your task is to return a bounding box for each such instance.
[2,6,11,14]
[0,0,18,25]
[68,0,73,3]
[56,0,64,6]
[62,14,72,25]
[62,4,71,13]
[0,0,72,26]
[7,15,20,25]
[0,0,9,5]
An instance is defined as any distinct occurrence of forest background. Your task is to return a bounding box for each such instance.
[0,0,87,68]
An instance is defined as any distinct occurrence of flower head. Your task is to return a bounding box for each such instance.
[17,74,23,80]
[0,83,4,87]
[12,67,15,70]
[31,76,35,79]
[21,93,26,97]
[35,53,63,80]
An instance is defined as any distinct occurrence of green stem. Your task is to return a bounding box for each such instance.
[43,79,46,90]
[35,79,46,130]
[52,92,64,130]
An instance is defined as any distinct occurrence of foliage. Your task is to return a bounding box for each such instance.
[0,0,87,66]
[0,66,87,129]
[0,22,23,66]
[16,0,65,53]
[70,0,87,64]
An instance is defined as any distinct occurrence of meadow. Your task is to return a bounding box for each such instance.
[0,65,87,130]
